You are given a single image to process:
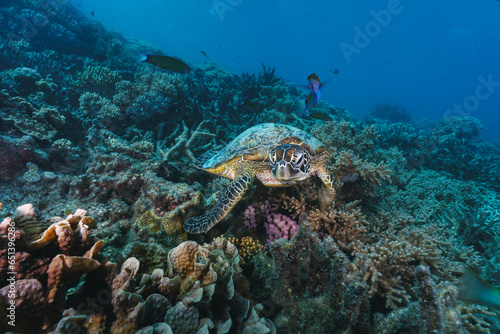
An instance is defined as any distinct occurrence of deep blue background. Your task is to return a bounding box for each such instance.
[71,0,500,140]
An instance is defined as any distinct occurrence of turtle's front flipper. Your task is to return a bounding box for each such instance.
[184,175,254,234]
[317,168,336,211]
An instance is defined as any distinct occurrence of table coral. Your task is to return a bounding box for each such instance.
[0,90,61,140]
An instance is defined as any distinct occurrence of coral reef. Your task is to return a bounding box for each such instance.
[227,236,265,264]
[105,238,274,333]
[0,0,499,332]
[0,204,114,333]
[253,213,371,333]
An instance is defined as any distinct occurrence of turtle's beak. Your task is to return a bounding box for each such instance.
[273,161,308,181]
[274,163,292,180]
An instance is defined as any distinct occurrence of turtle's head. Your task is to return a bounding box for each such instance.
[269,144,311,181]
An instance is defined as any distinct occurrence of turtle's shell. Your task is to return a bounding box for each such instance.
[201,123,326,175]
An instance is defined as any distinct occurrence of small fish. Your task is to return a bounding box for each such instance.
[300,73,322,116]
[139,54,191,74]
[90,11,94,16]
[200,50,209,58]
[458,267,500,310]
[309,112,333,122]
[330,68,340,75]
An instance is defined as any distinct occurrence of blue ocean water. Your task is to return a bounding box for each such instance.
[73,0,500,140]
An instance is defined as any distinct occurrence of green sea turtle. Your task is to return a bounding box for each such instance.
[184,123,335,234]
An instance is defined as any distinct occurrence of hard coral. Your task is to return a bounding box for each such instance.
[308,200,368,249]
[0,204,110,333]
[228,236,265,264]
[375,266,497,333]
[109,239,269,334]
[0,90,62,140]
[137,191,202,248]
[0,135,37,181]
[77,65,121,97]
[254,213,370,333]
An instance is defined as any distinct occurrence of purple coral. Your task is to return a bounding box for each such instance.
[243,204,258,229]
[244,199,299,246]
[264,212,299,246]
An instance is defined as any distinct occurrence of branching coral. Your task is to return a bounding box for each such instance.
[228,236,265,264]
[376,168,483,224]
[310,120,379,155]
[78,92,122,119]
[331,149,392,187]
[308,200,368,249]
[253,213,370,333]
[77,65,121,97]
[374,266,498,333]
[157,120,216,163]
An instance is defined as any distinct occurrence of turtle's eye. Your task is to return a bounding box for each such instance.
[269,144,310,181]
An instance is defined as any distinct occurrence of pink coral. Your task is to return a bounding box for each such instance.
[265,212,299,246]
[243,204,258,229]
[244,198,299,246]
